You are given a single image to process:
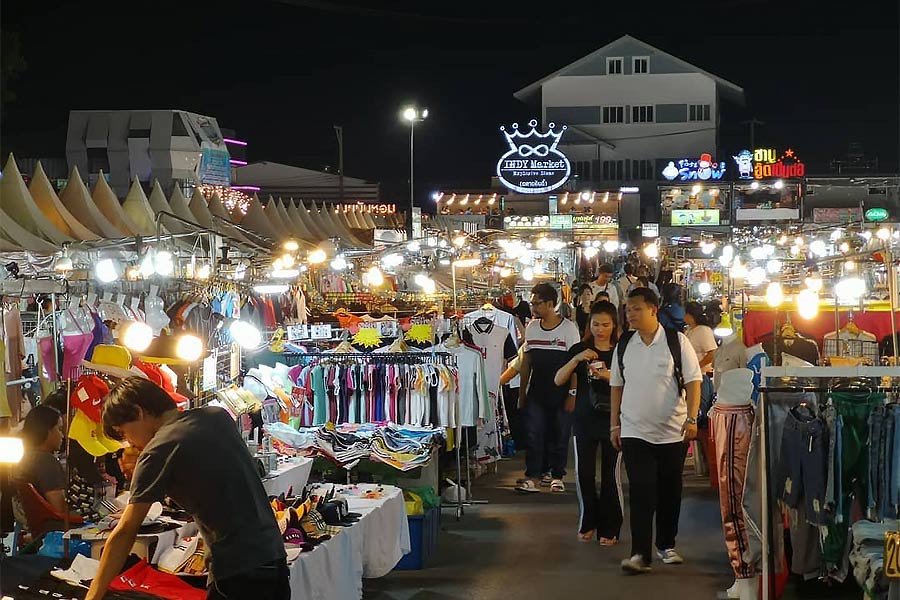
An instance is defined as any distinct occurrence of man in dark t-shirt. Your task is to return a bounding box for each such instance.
[85,377,287,600]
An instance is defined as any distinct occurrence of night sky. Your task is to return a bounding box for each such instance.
[2,0,898,205]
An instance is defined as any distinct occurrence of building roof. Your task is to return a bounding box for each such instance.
[514,35,745,107]
[231,161,380,201]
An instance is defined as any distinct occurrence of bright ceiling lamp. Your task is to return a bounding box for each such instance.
[452,234,468,248]
[765,281,784,307]
[835,277,866,303]
[583,247,599,259]
[415,274,436,294]
[230,320,262,348]
[284,240,300,252]
[407,241,421,252]
[308,248,327,264]
[365,265,384,287]
[805,274,823,292]
[522,267,535,281]
[643,242,658,259]
[877,227,891,241]
[796,289,819,319]
[254,283,289,294]
[122,321,154,352]
[698,282,712,295]
[175,334,204,362]
[382,253,404,267]
[747,267,767,286]
[750,246,766,261]
[95,259,120,283]
[453,256,481,268]
[730,257,748,280]
[55,246,74,272]
[195,263,211,280]
[0,436,24,464]
[330,255,348,271]
[281,253,295,268]
[809,239,827,257]
[766,259,782,274]
[603,240,619,253]
[700,241,716,255]
[140,253,155,278]
[154,251,174,276]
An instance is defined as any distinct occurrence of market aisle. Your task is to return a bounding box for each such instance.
[366,454,734,600]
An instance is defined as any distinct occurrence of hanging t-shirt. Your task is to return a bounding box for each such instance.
[440,343,488,426]
[465,307,522,387]
[311,366,328,425]
[523,317,581,405]
[467,320,517,403]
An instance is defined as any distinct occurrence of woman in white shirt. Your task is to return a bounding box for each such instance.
[684,301,717,372]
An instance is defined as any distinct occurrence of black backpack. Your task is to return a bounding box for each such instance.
[616,328,685,393]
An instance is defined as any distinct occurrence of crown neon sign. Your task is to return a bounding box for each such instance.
[496,119,571,194]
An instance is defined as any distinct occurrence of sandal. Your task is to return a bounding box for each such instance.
[515,479,539,493]
[598,536,619,546]
[540,473,552,487]
[578,530,596,542]
[550,479,565,492]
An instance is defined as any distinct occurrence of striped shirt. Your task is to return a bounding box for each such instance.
[523,317,581,403]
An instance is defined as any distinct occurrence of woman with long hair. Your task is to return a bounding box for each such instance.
[16,405,67,514]
[554,301,623,545]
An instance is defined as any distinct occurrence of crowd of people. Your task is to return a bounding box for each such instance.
[510,258,727,575]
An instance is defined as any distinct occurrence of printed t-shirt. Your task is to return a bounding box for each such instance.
[468,321,517,402]
[523,317,580,404]
[129,407,286,581]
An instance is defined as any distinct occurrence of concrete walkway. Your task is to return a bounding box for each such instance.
[366,454,859,600]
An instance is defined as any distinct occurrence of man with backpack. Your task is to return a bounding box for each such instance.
[609,288,703,575]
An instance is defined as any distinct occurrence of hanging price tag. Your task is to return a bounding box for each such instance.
[202,350,218,392]
[885,531,900,579]
[287,325,309,341]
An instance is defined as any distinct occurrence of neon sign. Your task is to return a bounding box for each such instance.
[733,148,806,180]
[496,119,571,194]
[661,153,726,182]
[339,203,396,214]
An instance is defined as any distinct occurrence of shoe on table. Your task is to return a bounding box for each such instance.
[540,473,552,487]
[657,548,684,564]
[621,554,651,574]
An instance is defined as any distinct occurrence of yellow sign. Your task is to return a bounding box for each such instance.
[405,324,433,344]
[885,531,900,579]
[352,328,383,349]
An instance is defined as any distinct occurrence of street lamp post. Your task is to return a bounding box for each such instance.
[402,106,428,240]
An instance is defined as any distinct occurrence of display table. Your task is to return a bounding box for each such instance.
[263,457,314,497]
[289,484,410,600]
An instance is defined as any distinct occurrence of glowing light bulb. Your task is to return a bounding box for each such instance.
[844,260,856,271]
[122,321,153,352]
[284,240,300,252]
[95,259,119,283]
[407,241,421,252]
[810,239,827,257]
[797,289,819,319]
[308,249,327,264]
[175,334,203,361]
[835,277,865,302]
[877,227,891,241]
[774,179,784,189]
[698,282,712,295]
[522,267,534,281]
[281,254,295,268]
[747,267,767,286]
[643,243,658,259]
[805,275,823,292]
[230,321,262,348]
[750,247,766,261]
[603,240,619,253]
[765,281,784,307]
[330,256,348,271]
[750,181,760,190]
[154,251,174,276]
[766,259,782,274]
[365,266,384,287]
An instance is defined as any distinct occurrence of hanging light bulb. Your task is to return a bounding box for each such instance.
[140,253,155,278]
[796,289,819,319]
[308,248,327,264]
[583,247,599,259]
[809,239,827,257]
[281,254,295,268]
[175,334,204,362]
[714,312,734,338]
[407,241,421,252]
[835,277,866,302]
[643,242,658,259]
[95,259,120,283]
[603,240,619,253]
[700,241,716,255]
[365,265,384,287]
[154,251,174,277]
[730,258,748,280]
[122,321,153,352]
[698,282,712,295]
[55,246,74,272]
[844,260,856,272]
[196,263,211,280]
[747,267,767,286]
[830,229,843,242]
[381,253,404,268]
[777,234,789,245]
[452,234,467,248]
[750,246,766,261]
[877,227,891,241]
[522,267,534,281]
[722,245,734,261]
[765,281,784,307]
[283,240,300,252]
[766,259,782,274]
[840,242,850,253]
[805,274,823,292]
[230,320,262,348]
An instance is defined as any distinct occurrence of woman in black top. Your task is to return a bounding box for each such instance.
[574,284,596,336]
[554,301,623,545]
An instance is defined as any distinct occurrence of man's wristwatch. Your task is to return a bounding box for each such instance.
[684,417,698,425]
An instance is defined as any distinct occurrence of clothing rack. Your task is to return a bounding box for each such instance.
[756,366,900,600]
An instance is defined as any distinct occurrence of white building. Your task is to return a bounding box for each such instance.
[66,110,231,196]
[514,35,745,225]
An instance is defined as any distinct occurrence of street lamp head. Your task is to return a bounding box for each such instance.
[421,108,429,119]
[402,107,418,122]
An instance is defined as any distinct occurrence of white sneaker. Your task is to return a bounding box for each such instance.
[657,548,684,564]
[621,554,651,574]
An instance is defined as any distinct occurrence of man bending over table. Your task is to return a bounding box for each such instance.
[86,377,288,600]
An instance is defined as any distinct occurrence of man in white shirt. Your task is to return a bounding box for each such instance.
[590,264,621,310]
[516,283,581,493]
[610,287,703,574]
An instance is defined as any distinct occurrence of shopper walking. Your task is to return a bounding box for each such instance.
[575,283,597,335]
[86,377,288,600]
[590,264,621,311]
[610,288,703,574]
[516,283,581,494]
[555,301,623,544]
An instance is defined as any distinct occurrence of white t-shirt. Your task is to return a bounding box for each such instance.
[590,280,620,308]
[468,322,516,403]
[686,325,717,371]
[610,325,703,444]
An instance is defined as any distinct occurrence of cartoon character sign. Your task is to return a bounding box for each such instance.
[697,153,713,180]
[661,161,679,181]
[733,150,754,179]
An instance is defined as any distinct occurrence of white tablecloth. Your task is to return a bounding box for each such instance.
[289,484,410,600]
[263,457,314,497]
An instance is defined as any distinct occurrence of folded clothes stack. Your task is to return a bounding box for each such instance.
[849,519,897,598]
[263,422,444,471]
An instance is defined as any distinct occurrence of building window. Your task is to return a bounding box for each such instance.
[574,160,592,181]
[606,57,623,75]
[86,147,110,173]
[632,105,654,123]
[128,128,151,138]
[633,57,649,74]
[602,106,625,124]
[689,104,711,122]
[602,160,624,181]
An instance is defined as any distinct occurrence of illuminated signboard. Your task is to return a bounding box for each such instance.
[504,215,575,230]
[642,223,659,238]
[339,203,396,215]
[661,153,726,182]
[198,148,231,186]
[572,214,617,231]
[865,207,889,222]
[813,207,862,224]
[671,209,721,226]
[496,119,571,194]
[733,148,806,180]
